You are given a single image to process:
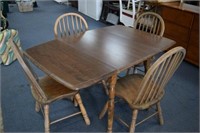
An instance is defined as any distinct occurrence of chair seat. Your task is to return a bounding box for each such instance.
[36,76,78,104]
[122,9,133,17]
[115,74,164,109]
[115,74,143,106]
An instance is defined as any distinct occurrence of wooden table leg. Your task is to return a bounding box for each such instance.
[107,73,117,133]
[144,57,152,73]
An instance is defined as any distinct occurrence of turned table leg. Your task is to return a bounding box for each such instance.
[107,73,117,133]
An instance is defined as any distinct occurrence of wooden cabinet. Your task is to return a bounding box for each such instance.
[186,14,199,66]
[159,2,199,66]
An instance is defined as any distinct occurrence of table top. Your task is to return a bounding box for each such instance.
[59,25,175,72]
[25,39,115,90]
[25,25,175,90]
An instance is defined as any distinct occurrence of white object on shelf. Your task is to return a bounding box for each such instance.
[54,0,68,3]
[78,0,103,21]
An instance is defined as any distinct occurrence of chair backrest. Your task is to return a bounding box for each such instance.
[134,47,186,106]
[119,0,142,27]
[0,29,21,65]
[8,37,47,101]
[0,11,7,30]
[134,12,165,36]
[54,13,88,38]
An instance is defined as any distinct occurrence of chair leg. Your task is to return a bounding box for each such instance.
[126,68,131,76]
[99,101,108,119]
[157,102,164,125]
[129,109,138,133]
[44,105,50,133]
[75,93,90,125]
[102,80,109,95]
[35,101,40,112]
[74,98,78,107]
[69,96,78,107]
[133,67,137,74]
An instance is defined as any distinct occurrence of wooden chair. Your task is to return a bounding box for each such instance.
[119,0,142,27]
[134,11,165,36]
[54,12,88,39]
[99,47,186,133]
[8,38,90,133]
[126,12,165,75]
[0,10,8,31]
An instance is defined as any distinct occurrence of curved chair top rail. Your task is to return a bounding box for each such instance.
[54,12,88,38]
[134,11,165,36]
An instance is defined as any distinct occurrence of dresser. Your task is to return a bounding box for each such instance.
[159,2,199,66]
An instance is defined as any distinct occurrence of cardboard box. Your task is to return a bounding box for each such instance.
[17,0,33,12]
